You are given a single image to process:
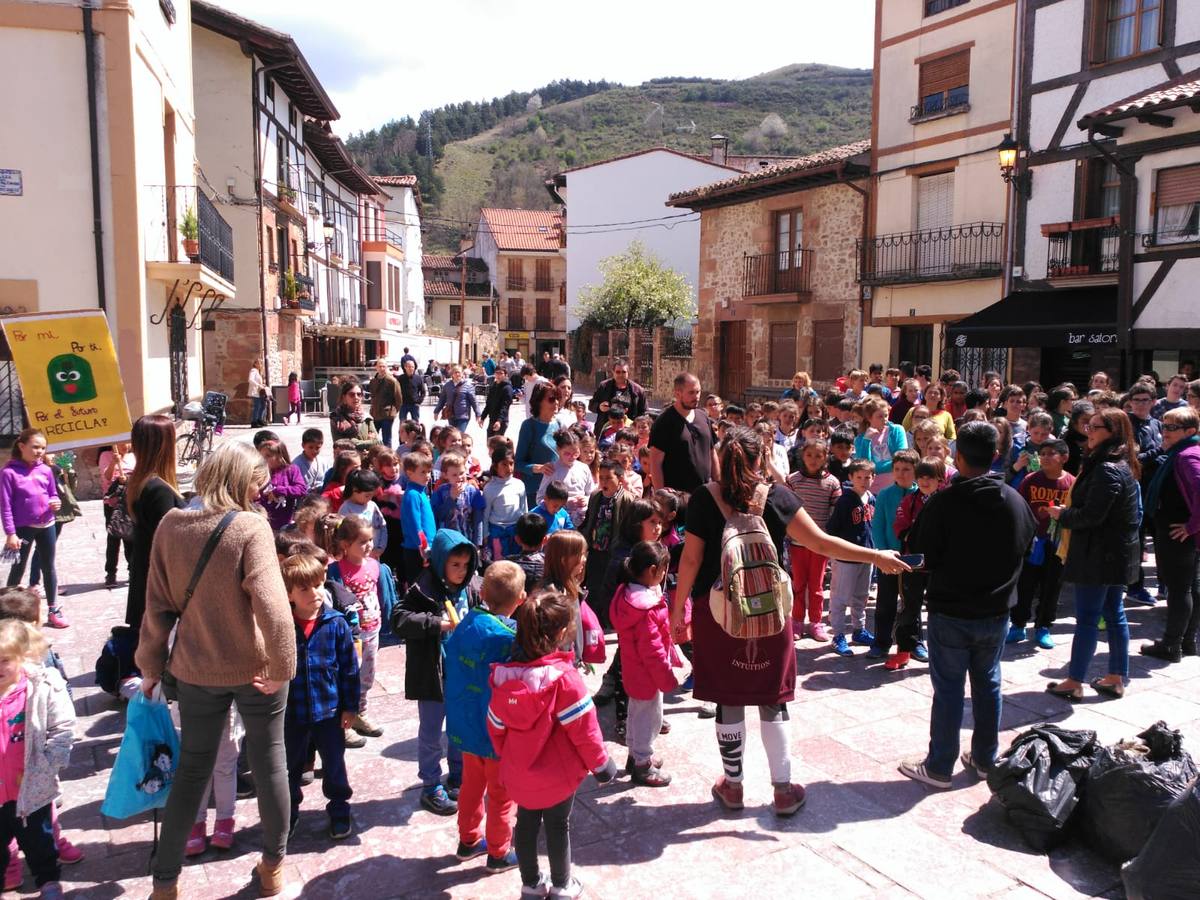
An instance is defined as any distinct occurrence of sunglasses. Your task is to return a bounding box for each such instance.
[1163,423,1193,432]
[1084,423,1110,432]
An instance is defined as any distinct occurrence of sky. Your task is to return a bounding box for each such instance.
[228,0,877,136]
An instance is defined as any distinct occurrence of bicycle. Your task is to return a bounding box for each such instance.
[177,392,226,468]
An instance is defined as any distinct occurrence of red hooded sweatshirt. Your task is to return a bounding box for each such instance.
[609,583,680,701]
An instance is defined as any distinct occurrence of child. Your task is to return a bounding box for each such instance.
[1009,410,1054,489]
[0,618,73,900]
[889,457,945,669]
[541,530,590,665]
[580,460,633,628]
[335,469,388,558]
[322,442,359,490]
[321,451,361,512]
[825,459,877,657]
[1009,438,1073,648]
[869,449,919,661]
[532,481,574,536]
[610,541,678,787]
[445,562,525,872]
[292,429,328,494]
[506,513,548,593]
[431,452,486,546]
[775,402,800,452]
[327,517,396,745]
[483,448,527,562]
[633,415,652,451]
[577,432,600,483]
[397,420,424,457]
[611,445,642,498]
[785,440,842,641]
[724,404,746,427]
[286,372,302,425]
[598,405,627,450]
[538,431,595,521]
[282,554,358,840]
[370,449,405,565]
[569,400,589,429]
[400,452,436,585]
[456,434,483,482]
[392,530,480,816]
[487,592,617,898]
[827,431,854,483]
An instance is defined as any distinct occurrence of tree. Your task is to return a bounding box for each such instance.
[576,241,694,331]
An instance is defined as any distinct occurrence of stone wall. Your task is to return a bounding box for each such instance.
[201,308,303,424]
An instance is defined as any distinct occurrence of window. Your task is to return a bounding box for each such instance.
[916,50,970,118]
[769,324,797,381]
[366,261,382,309]
[812,320,844,383]
[775,209,803,270]
[507,259,525,290]
[925,0,969,14]
[450,305,462,325]
[481,306,492,325]
[1091,0,1161,65]
[507,297,524,328]
[264,77,274,103]
[276,133,288,190]
[1154,164,1200,244]
[288,103,296,130]
[536,297,552,330]
[535,259,552,291]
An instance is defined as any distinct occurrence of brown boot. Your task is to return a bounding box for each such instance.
[149,881,179,900]
[254,856,285,897]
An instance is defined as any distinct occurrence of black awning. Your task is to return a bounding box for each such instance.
[944,286,1118,349]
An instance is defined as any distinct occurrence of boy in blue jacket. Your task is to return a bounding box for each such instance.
[282,554,360,840]
[401,452,436,586]
[431,451,486,545]
[869,450,919,661]
[444,561,526,871]
[826,458,877,657]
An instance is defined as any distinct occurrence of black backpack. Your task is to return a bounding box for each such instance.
[95,625,139,695]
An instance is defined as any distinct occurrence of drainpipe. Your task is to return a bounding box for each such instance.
[842,162,870,369]
[1087,128,1136,384]
[83,2,107,313]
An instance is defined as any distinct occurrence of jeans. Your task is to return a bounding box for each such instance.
[458,752,515,856]
[416,699,463,789]
[285,717,351,825]
[924,612,1007,777]
[515,794,574,890]
[153,680,290,885]
[1156,526,1200,647]
[872,572,901,651]
[8,524,57,611]
[449,417,471,434]
[251,393,268,425]
[378,415,395,448]
[399,403,421,422]
[626,694,663,766]
[1068,583,1129,682]
[1012,553,1063,630]
[0,802,56,887]
[102,505,130,579]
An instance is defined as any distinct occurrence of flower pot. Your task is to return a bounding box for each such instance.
[183,238,199,259]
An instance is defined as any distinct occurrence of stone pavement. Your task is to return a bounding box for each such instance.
[28,406,1200,899]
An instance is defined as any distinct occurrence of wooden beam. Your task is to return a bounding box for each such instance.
[1093,123,1125,138]
[1136,113,1175,128]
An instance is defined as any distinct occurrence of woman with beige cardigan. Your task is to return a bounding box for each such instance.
[137,442,296,899]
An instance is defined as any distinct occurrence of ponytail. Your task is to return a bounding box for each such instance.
[720,426,765,512]
[621,540,669,585]
[514,590,576,660]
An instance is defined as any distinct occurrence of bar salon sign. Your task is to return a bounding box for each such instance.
[1067,331,1118,345]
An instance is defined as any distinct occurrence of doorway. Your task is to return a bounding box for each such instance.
[718,320,749,400]
[897,325,933,369]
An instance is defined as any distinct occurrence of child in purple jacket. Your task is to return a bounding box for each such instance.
[0,429,63,626]
[259,440,308,531]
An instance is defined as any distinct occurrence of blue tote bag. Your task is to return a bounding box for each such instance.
[101,691,180,819]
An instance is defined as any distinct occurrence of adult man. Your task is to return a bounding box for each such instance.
[434,365,480,433]
[397,359,425,422]
[481,353,496,378]
[1153,374,1190,420]
[545,351,571,381]
[588,359,646,437]
[537,350,553,378]
[399,347,417,371]
[480,364,515,437]
[649,372,718,494]
[368,358,402,448]
[901,422,1036,788]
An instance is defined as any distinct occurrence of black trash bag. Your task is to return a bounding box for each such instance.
[1081,723,1197,863]
[1123,776,1200,900]
[986,724,1099,851]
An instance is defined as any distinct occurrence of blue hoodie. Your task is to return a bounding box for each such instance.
[401,482,436,551]
[444,607,516,758]
[872,482,915,552]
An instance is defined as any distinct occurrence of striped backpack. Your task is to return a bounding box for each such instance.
[706,482,792,639]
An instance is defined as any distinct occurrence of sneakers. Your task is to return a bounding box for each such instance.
[38,882,64,900]
[711,776,745,811]
[1034,627,1055,650]
[209,818,235,851]
[630,762,672,787]
[1127,587,1155,606]
[773,782,807,816]
[420,785,458,816]
[1005,625,1027,644]
[912,642,929,663]
[624,754,663,773]
[444,775,461,802]
[456,838,487,860]
[185,822,207,857]
[810,623,832,642]
[960,751,990,780]
[56,834,84,864]
[697,701,717,719]
[45,610,69,630]
[851,627,875,646]
[1141,640,1183,663]
[884,651,911,671]
[485,849,518,872]
[350,714,383,737]
[865,645,887,660]
[329,815,353,840]
[550,876,584,898]
[832,634,854,657]
[521,874,552,897]
[104,572,117,588]
[343,728,367,749]
[898,759,952,789]
[299,769,315,786]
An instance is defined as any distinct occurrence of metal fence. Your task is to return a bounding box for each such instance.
[858,222,1004,285]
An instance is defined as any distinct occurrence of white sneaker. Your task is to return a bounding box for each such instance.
[521,873,551,897]
[549,876,584,898]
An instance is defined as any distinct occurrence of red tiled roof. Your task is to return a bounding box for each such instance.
[422,254,456,269]
[479,208,563,252]
[666,140,871,208]
[1078,70,1200,126]
[424,281,462,297]
[374,175,418,187]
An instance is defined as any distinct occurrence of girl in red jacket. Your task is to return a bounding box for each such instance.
[610,541,679,788]
[488,592,617,898]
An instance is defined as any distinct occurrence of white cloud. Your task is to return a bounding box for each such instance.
[223,0,875,134]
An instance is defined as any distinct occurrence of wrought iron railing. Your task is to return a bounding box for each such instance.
[1046,220,1119,278]
[145,185,234,282]
[196,190,234,282]
[506,275,527,291]
[506,315,526,330]
[910,87,969,122]
[743,249,814,297]
[362,222,405,248]
[534,317,554,331]
[925,0,969,15]
[857,222,1004,285]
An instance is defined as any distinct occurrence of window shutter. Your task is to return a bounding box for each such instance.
[919,50,970,97]
[366,261,382,309]
[769,324,797,381]
[812,320,844,383]
[1088,0,1109,64]
[917,173,954,232]
[1157,165,1200,207]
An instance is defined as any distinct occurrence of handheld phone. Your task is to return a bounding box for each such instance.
[898,554,925,570]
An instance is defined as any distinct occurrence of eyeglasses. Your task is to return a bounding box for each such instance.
[1084,422,1110,432]
[1131,396,1153,403]
[1163,423,1193,432]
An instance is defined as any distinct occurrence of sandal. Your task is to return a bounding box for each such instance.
[1089,678,1125,700]
[1045,681,1083,701]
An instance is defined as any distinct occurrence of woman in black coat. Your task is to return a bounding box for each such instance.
[125,415,185,635]
[1046,407,1141,700]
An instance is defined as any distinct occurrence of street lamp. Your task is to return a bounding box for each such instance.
[322,218,335,248]
[996,133,1031,197]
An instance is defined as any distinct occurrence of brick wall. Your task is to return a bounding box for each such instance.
[201,309,303,424]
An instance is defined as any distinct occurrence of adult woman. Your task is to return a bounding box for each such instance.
[553,376,576,430]
[781,371,816,404]
[1,429,63,625]
[890,378,920,425]
[1063,400,1094,476]
[853,397,908,491]
[368,359,401,449]
[515,381,560,500]
[248,360,268,428]
[1046,407,1140,700]
[126,415,185,635]
[671,427,907,815]
[997,385,1028,439]
[1046,386,1076,436]
[903,383,955,441]
[1140,406,1200,661]
[329,381,377,444]
[99,441,135,587]
[138,442,295,900]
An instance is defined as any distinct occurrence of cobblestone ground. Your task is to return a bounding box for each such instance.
[31,405,1200,899]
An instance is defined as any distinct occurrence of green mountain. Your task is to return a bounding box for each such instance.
[346,64,872,251]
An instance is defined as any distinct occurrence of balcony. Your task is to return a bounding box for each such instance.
[281,295,317,315]
[857,222,1004,286]
[1044,217,1119,280]
[362,222,405,256]
[743,250,814,301]
[330,297,365,328]
[909,87,970,124]
[506,275,527,291]
[144,185,236,296]
[534,317,555,331]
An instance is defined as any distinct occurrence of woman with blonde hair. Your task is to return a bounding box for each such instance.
[138,442,295,899]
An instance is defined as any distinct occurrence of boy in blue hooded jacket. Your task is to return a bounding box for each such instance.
[444,561,526,870]
[391,529,480,816]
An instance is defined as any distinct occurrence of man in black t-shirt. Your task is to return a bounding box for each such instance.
[649,372,717,493]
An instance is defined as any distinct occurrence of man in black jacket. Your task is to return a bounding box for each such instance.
[588,359,646,436]
[397,359,426,422]
[480,365,515,436]
[900,421,1036,789]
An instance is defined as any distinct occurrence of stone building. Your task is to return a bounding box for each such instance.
[667,142,870,401]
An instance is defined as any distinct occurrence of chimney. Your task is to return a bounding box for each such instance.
[710,134,728,166]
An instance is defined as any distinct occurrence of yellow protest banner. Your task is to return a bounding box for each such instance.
[0,310,132,451]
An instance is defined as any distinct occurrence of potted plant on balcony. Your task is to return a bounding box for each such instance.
[279,184,296,203]
[282,269,298,306]
[179,206,199,259]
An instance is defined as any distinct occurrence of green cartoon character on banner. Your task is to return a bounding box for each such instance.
[47,353,98,404]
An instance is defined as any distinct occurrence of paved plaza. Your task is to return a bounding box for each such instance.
[30,408,1200,899]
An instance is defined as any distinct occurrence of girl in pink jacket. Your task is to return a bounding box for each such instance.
[610,541,679,789]
[488,592,617,898]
